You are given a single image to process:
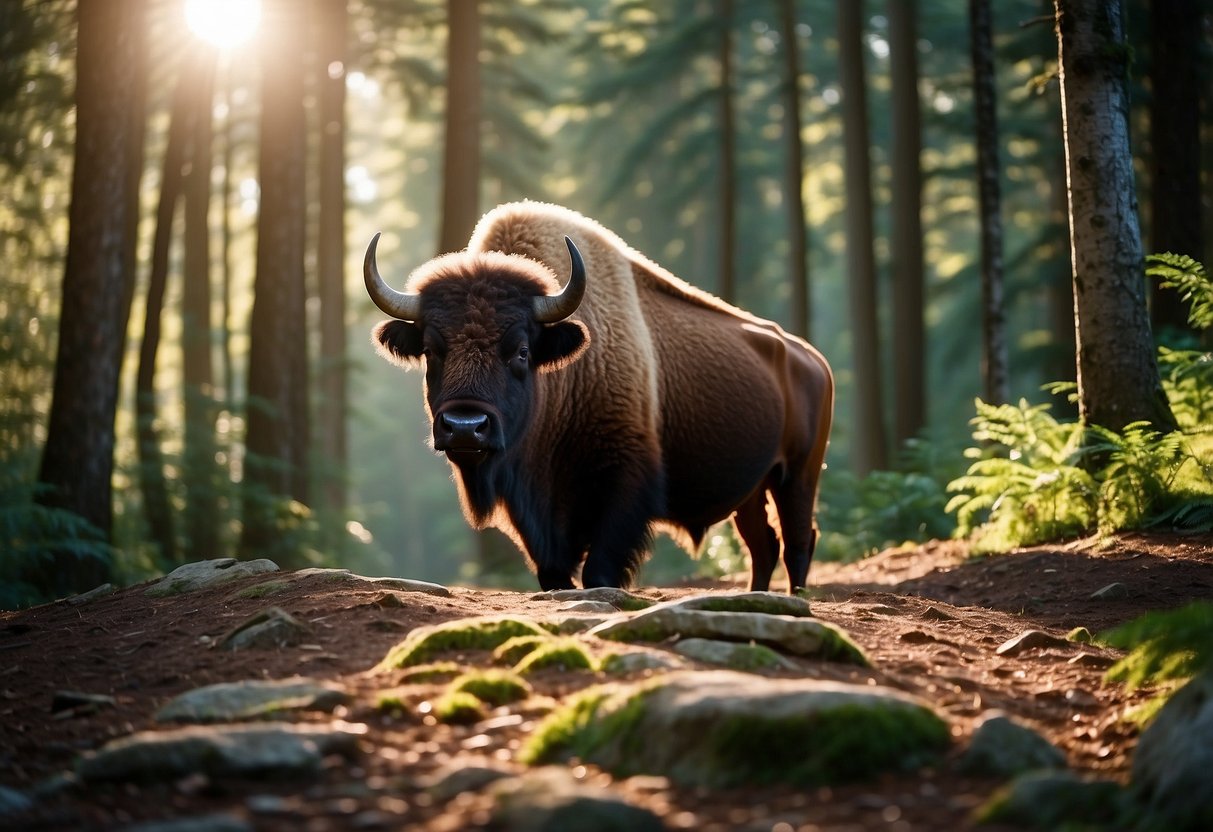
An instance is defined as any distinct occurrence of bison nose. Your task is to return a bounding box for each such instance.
[435,408,493,456]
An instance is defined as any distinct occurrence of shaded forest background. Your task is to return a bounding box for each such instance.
[2,0,1210,605]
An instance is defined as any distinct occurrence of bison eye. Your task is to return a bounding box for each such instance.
[517,346,529,362]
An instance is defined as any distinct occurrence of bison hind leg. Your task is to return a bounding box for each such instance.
[733,489,781,592]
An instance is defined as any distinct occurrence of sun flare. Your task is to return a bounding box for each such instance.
[184,0,262,50]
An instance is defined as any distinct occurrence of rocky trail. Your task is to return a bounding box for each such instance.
[2,531,1211,831]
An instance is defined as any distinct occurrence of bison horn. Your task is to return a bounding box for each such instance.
[532,236,587,323]
[364,232,423,322]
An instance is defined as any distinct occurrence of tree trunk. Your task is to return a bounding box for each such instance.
[970,0,1009,406]
[34,0,147,596]
[437,0,481,254]
[717,0,737,304]
[136,62,195,566]
[242,0,311,560]
[1054,0,1177,432]
[317,0,349,515]
[1148,0,1204,335]
[837,0,887,474]
[182,47,220,557]
[778,0,810,340]
[888,0,926,444]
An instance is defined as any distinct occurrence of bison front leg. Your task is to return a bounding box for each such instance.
[578,470,661,589]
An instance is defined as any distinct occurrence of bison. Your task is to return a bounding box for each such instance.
[366,202,833,593]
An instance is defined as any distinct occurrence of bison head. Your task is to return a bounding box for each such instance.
[367,235,590,485]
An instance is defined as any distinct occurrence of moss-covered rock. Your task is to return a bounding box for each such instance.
[376,617,548,671]
[975,770,1128,829]
[450,669,532,707]
[514,639,596,675]
[432,690,486,724]
[399,662,465,683]
[672,592,813,618]
[672,638,794,672]
[588,606,867,666]
[492,635,553,666]
[155,678,348,723]
[522,670,949,787]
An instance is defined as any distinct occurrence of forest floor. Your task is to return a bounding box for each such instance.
[2,530,1212,831]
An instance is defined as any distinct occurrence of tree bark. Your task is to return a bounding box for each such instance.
[1147,0,1204,335]
[1054,0,1176,432]
[135,61,195,566]
[838,0,887,474]
[242,0,311,560]
[317,0,349,515]
[717,0,737,304]
[182,47,220,557]
[778,0,810,340]
[437,0,481,254]
[35,0,147,595]
[970,0,1009,406]
[888,0,926,444]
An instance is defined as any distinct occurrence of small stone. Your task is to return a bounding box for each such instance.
[531,587,654,610]
[559,600,619,614]
[1068,652,1114,670]
[551,615,610,635]
[898,630,938,645]
[957,712,1067,776]
[921,606,957,621]
[145,558,279,597]
[155,677,348,723]
[51,690,116,714]
[996,630,1070,657]
[76,722,365,783]
[66,583,115,606]
[1089,582,1130,601]
[490,768,665,832]
[217,607,310,650]
[424,759,515,802]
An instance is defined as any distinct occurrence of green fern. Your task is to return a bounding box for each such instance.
[1146,253,1213,330]
[1102,602,1213,697]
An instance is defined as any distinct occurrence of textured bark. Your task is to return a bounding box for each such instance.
[778,0,810,340]
[838,0,887,474]
[717,0,738,305]
[36,0,147,594]
[1147,0,1204,334]
[970,0,1009,406]
[437,0,481,254]
[136,64,195,566]
[241,0,311,559]
[317,0,349,514]
[182,48,220,558]
[1054,0,1176,432]
[888,0,926,444]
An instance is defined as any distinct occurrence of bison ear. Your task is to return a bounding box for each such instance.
[373,320,424,367]
[534,320,589,372]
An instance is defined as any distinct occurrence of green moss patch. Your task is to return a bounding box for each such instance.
[398,662,465,683]
[513,639,597,675]
[432,691,485,725]
[449,669,532,707]
[521,671,950,788]
[492,635,552,665]
[229,580,291,600]
[375,617,547,671]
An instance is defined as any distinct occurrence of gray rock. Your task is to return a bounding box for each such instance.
[423,758,516,801]
[588,605,865,664]
[1131,670,1213,830]
[976,770,1127,828]
[1089,582,1130,601]
[490,767,665,832]
[120,815,253,832]
[957,712,1066,776]
[599,652,683,674]
[995,630,1070,656]
[672,638,795,672]
[217,607,310,650]
[530,587,654,610]
[560,600,619,614]
[145,558,279,597]
[551,615,611,635]
[76,722,364,783]
[294,568,452,597]
[155,677,349,723]
[66,583,115,605]
[0,785,32,816]
[527,670,949,787]
[662,591,813,618]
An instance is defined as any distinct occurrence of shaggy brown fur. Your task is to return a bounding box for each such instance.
[373,201,833,591]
